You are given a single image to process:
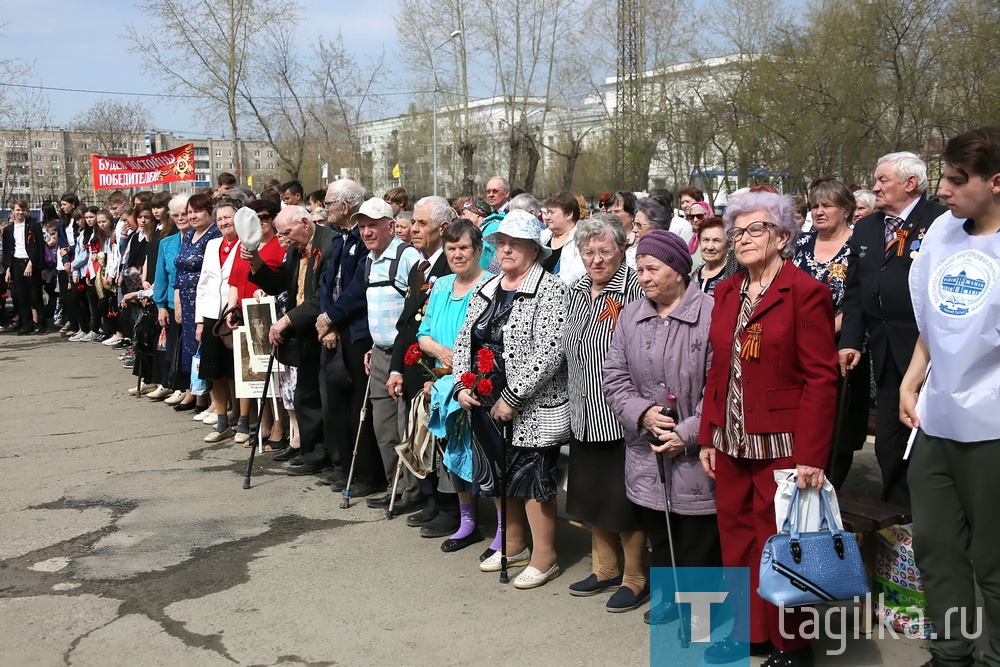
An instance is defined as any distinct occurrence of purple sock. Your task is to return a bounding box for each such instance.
[488,511,503,551]
[449,504,477,540]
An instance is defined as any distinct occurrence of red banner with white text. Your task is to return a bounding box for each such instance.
[90,144,196,190]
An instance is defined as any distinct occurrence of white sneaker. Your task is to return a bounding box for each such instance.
[193,410,211,422]
[102,335,123,346]
[163,390,184,405]
[83,331,101,342]
[68,331,88,342]
[202,413,219,426]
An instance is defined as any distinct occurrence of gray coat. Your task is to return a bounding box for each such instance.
[602,282,716,514]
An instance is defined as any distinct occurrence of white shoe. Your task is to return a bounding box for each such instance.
[204,428,234,443]
[68,331,88,342]
[234,431,251,444]
[202,413,219,426]
[102,335,123,346]
[147,386,173,400]
[163,390,184,405]
[193,410,211,422]
[127,383,158,396]
[80,331,100,342]
[513,563,561,589]
[480,547,531,572]
[90,333,106,343]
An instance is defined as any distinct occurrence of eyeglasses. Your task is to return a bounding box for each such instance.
[324,199,338,207]
[581,248,619,261]
[726,221,774,243]
[632,220,651,230]
[686,213,706,221]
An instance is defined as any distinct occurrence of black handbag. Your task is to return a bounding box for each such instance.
[758,485,869,607]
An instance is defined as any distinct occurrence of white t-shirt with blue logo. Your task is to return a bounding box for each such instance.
[910,211,1000,442]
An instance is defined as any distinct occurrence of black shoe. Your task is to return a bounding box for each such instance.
[337,481,381,498]
[761,646,813,667]
[173,401,197,412]
[419,514,460,538]
[271,446,300,462]
[366,493,395,509]
[286,463,332,476]
[441,529,484,553]
[18,328,34,336]
[644,602,680,625]
[704,638,771,665]
[570,572,624,597]
[406,505,439,527]
[387,498,426,516]
[35,327,48,335]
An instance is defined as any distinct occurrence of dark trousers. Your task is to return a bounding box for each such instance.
[293,338,326,464]
[636,504,721,570]
[11,258,44,331]
[715,451,814,651]
[875,347,911,507]
[910,431,1000,666]
[318,330,383,486]
[828,350,872,490]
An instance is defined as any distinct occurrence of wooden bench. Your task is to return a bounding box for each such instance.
[838,491,912,632]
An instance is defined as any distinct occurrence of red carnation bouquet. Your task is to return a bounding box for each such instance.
[403,342,437,380]
[460,348,496,398]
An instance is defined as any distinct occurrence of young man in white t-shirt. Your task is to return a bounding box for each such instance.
[902,125,1000,667]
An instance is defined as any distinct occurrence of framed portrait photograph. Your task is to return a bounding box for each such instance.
[242,296,277,372]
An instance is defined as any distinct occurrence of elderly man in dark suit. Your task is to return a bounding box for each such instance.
[314,179,386,497]
[243,205,335,476]
[840,151,947,506]
[2,200,47,335]
[385,195,459,536]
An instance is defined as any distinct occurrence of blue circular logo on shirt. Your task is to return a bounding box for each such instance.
[929,249,998,317]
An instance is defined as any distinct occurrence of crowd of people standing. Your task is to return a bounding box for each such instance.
[3,125,999,667]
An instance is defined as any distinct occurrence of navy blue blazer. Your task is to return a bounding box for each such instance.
[319,225,370,342]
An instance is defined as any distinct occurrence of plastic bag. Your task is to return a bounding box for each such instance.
[873,523,933,639]
[773,469,843,532]
[190,348,209,396]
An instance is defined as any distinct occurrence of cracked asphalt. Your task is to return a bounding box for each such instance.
[0,334,933,665]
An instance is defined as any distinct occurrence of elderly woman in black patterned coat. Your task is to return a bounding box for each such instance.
[454,210,570,590]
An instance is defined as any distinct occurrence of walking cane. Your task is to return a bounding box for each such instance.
[133,309,145,400]
[385,457,404,520]
[243,349,276,490]
[341,376,373,510]
[656,451,689,649]
[499,421,511,584]
[827,369,852,485]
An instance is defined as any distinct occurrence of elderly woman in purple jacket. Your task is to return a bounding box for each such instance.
[603,230,721,627]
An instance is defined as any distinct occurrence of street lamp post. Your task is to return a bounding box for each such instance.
[431,30,461,197]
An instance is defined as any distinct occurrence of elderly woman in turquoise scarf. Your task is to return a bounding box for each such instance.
[421,219,492,553]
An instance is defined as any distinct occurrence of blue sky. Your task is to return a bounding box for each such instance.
[17,0,401,136]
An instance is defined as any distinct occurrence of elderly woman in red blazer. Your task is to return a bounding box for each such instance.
[697,191,838,667]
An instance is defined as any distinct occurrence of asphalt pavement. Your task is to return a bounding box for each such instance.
[0,332,933,665]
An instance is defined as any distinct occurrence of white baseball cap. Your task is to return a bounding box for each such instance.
[350,197,394,222]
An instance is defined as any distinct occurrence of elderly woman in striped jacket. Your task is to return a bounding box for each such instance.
[563,214,647,613]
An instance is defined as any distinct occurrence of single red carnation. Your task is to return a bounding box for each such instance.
[476,358,493,373]
[407,343,421,357]
[460,372,477,388]
[404,352,418,366]
[477,349,495,364]
[476,378,493,396]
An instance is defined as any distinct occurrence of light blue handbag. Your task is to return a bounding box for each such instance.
[758,485,869,607]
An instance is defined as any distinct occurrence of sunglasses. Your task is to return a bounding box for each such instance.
[258,213,273,221]
[686,213,706,221]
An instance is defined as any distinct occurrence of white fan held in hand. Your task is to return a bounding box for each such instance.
[234,207,263,251]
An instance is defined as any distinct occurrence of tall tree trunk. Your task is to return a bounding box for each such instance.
[523,134,540,194]
[458,138,476,196]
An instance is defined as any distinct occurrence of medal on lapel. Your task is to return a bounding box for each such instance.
[827,263,847,282]
[740,323,763,360]
[859,245,868,259]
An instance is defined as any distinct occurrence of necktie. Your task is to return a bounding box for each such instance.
[885,216,905,256]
